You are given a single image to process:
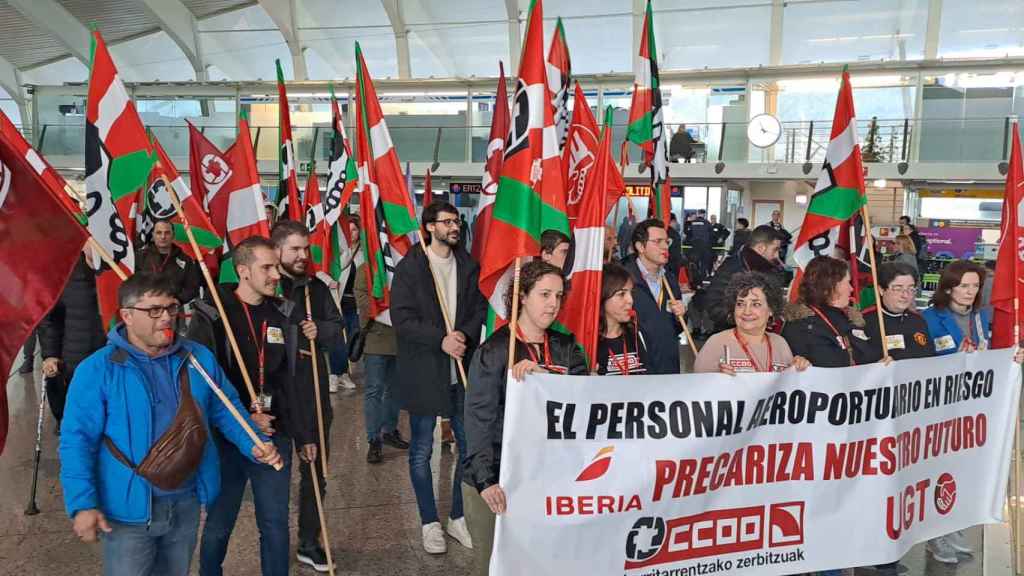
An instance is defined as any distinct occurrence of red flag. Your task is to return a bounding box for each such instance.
[149,138,222,255]
[547,17,571,151]
[276,59,302,222]
[303,167,331,277]
[992,125,1024,348]
[206,115,270,249]
[0,111,90,454]
[423,168,433,211]
[473,60,510,261]
[560,107,616,368]
[563,82,600,222]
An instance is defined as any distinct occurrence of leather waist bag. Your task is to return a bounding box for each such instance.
[105,353,208,491]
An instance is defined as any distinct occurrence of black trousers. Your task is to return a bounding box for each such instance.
[296,417,332,547]
[44,374,68,422]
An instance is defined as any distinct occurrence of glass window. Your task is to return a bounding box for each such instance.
[403,0,509,78]
[21,57,88,85]
[379,93,469,163]
[297,0,397,79]
[783,0,928,64]
[658,3,771,70]
[919,197,1002,222]
[938,0,1024,58]
[542,1,632,75]
[109,32,195,82]
[199,5,293,81]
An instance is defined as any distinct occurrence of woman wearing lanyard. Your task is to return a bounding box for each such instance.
[462,261,587,575]
[922,260,991,356]
[694,272,809,374]
[782,255,874,368]
[597,262,650,375]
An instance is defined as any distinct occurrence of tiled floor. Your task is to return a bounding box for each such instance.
[0,355,987,576]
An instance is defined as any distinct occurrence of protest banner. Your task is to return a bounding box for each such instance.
[492,348,1021,576]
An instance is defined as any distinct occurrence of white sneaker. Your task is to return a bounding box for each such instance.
[339,373,357,389]
[926,537,959,564]
[945,530,974,554]
[422,522,447,554]
[446,516,473,549]
[328,375,340,393]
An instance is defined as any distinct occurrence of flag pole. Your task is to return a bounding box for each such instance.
[507,257,522,369]
[858,205,890,359]
[660,275,699,355]
[302,290,336,576]
[63,183,130,282]
[160,173,263,413]
[1012,119,1022,571]
[186,355,283,471]
[416,233,470,387]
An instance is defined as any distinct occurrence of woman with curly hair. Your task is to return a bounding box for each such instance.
[694,271,809,374]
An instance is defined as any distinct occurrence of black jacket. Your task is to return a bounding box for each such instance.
[279,273,343,430]
[769,222,792,256]
[625,257,683,374]
[781,303,874,368]
[711,223,730,248]
[859,305,936,363]
[135,243,202,304]
[702,245,786,333]
[667,225,684,276]
[730,229,751,256]
[38,256,106,376]
[186,286,315,445]
[464,326,587,492]
[685,217,712,246]
[391,244,486,417]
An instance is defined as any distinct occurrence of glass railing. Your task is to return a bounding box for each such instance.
[35,115,1023,170]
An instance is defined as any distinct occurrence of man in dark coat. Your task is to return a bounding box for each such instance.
[391,201,485,555]
[701,225,785,333]
[38,252,106,425]
[270,220,344,571]
[767,210,792,262]
[685,210,714,282]
[135,219,201,304]
[625,219,686,374]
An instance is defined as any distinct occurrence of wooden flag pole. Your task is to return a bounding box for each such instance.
[302,291,336,576]
[186,355,283,471]
[85,236,128,281]
[660,275,699,355]
[417,233,469,387]
[161,173,262,412]
[858,205,890,359]
[506,257,523,370]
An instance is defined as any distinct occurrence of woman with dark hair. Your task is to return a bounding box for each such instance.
[782,255,875,367]
[462,260,588,575]
[694,272,809,374]
[597,262,650,375]
[922,260,991,355]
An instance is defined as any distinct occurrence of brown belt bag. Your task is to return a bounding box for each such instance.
[104,354,208,491]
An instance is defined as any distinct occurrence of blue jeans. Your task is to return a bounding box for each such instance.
[102,493,200,576]
[364,354,400,442]
[408,384,466,525]
[329,304,359,376]
[199,434,292,576]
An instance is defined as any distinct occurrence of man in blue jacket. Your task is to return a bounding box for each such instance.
[625,219,686,374]
[59,272,282,576]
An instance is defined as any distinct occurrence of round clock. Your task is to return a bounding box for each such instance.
[747,113,782,148]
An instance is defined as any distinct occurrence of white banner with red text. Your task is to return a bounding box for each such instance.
[491,348,1021,576]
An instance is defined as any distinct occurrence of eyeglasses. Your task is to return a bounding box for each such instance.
[126,304,181,318]
[885,285,917,294]
[432,218,460,228]
[646,237,672,247]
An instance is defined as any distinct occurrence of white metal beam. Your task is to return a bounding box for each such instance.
[381,0,411,79]
[505,0,521,72]
[769,0,784,66]
[924,0,942,59]
[135,0,207,80]
[0,55,25,105]
[632,0,644,81]
[7,0,91,65]
[257,0,308,80]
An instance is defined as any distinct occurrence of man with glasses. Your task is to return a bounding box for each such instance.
[60,272,281,576]
[861,262,935,363]
[391,200,486,554]
[189,236,316,576]
[627,219,687,374]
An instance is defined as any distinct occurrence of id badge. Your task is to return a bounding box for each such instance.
[257,393,273,411]
[886,334,906,350]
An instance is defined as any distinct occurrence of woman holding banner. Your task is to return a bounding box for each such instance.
[782,255,875,367]
[596,262,650,375]
[693,271,809,374]
[462,261,588,576]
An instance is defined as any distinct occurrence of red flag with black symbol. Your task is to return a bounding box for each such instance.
[0,110,90,455]
[473,60,510,262]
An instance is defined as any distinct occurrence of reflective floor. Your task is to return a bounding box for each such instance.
[0,352,986,576]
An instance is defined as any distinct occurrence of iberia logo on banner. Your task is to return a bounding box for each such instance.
[490,349,1019,576]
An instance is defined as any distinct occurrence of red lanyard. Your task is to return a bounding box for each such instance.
[809,305,856,366]
[238,298,267,397]
[732,329,773,373]
[516,327,554,369]
[609,325,641,375]
[150,250,173,274]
